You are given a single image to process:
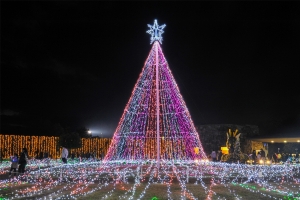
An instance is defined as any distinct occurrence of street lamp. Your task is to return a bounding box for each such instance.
[88,130,92,136]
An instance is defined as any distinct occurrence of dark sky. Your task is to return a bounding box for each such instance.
[1,1,300,137]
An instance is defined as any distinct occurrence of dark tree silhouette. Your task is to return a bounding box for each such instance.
[58,127,81,150]
[59,132,81,149]
[76,127,91,138]
[52,123,65,136]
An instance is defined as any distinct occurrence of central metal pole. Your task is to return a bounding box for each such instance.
[155,42,160,168]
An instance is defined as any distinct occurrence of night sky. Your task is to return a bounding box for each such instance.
[1,2,300,137]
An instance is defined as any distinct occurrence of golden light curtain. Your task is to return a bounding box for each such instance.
[0,135,111,159]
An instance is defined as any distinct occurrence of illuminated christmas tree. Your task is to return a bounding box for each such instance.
[104,20,207,162]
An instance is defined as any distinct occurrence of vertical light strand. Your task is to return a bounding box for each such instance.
[155,41,160,167]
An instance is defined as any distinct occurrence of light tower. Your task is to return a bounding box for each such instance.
[104,19,207,163]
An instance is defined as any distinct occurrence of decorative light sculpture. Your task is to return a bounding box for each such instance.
[104,20,207,162]
[146,19,166,44]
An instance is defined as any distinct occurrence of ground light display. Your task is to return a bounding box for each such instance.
[104,20,206,163]
[0,20,299,199]
[0,160,299,199]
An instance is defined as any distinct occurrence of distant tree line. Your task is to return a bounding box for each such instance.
[58,127,91,150]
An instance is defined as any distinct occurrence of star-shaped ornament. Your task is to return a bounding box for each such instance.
[146,19,166,44]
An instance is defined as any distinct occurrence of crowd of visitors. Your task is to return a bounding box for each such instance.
[271,152,299,163]
[249,148,299,164]
[6,145,299,177]
[7,146,103,177]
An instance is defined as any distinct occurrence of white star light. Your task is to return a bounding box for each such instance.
[146,19,166,44]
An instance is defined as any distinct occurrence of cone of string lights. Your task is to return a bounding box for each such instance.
[104,20,207,163]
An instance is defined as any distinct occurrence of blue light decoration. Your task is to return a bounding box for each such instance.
[146,19,166,44]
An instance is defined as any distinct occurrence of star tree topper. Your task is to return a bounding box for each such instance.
[147,19,166,44]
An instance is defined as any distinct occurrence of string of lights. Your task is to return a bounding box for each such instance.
[0,160,299,199]
[0,134,111,159]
